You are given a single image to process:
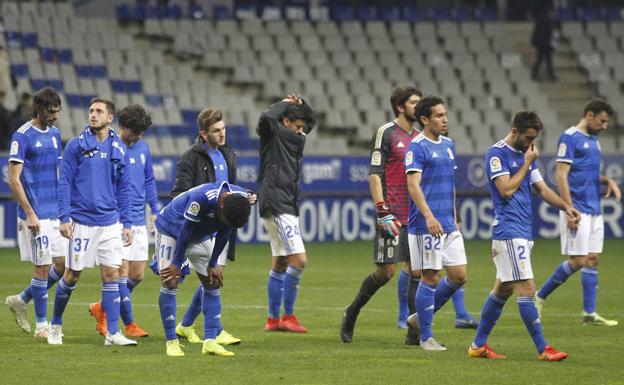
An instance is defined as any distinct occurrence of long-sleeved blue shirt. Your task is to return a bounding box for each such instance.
[58,126,131,228]
[125,139,159,225]
[155,181,247,268]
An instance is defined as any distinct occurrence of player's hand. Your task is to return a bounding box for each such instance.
[426,215,444,237]
[26,212,41,234]
[565,207,581,231]
[375,201,401,239]
[247,191,258,205]
[160,264,181,284]
[524,143,539,164]
[148,214,157,233]
[59,222,72,239]
[208,266,224,288]
[122,228,133,247]
[604,179,622,202]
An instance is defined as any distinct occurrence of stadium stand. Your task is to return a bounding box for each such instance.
[1,0,622,155]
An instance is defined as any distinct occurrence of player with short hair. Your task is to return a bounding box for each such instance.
[403,96,471,351]
[5,87,66,337]
[47,97,136,346]
[468,111,580,361]
[258,94,316,333]
[155,182,252,357]
[535,99,620,326]
[173,107,246,346]
[88,104,158,338]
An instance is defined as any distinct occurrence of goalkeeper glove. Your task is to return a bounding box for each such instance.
[376,201,401,239]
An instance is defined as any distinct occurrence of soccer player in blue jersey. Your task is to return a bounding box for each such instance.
[154,182,252,357]
[468,111,580,361]
[403,96,471,351]
[47,97,136,346]
[536,99,620,326]
[88,104,158,338]
[5,88,67,338]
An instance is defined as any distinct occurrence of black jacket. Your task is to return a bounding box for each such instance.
[171,140,238,260]
[256,101,316,218]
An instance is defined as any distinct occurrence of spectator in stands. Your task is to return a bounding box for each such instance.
[531,5,557,82]
[0,90,11,151]
[10,92,32,131]
[170,107,249,348]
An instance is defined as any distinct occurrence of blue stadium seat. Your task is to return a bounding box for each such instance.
[188,3,206,19]
[453,6,473,21]
[403,6,424,22]
[555,7,575,21]
[5,31,22,48]
[213,5,232,20]
[58,49,73,64]
[145,94,164,107]
[578,7,600,22]
[126,80,142,93]
[168,125,188,136]
[133,3,148,22]
[355,6,377,21]
[379,6,401,21]
[81,95,97,107]
[48,80,63,92]
[31,79,48,90]
[429,6,452,21]
[331,5,354,21]
[10,64,28,77]
[22,32,38,48]
[110,79,127,93]
[116,3,132,23]
[168,4,183,19]
[92,65,107,78]
[475,6,497,21]
[148,4,168,19]
[181,110,199,125]
[40,48,57,63]
[75,64,92,78]
[602,6,623,21]
[66,94,82,108]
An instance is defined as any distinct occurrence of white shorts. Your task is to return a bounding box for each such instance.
[408,231,467,271]
[121,225,149,262]
[66,222,123,271]
[18,218,68,266]
[155,231,228,277]
[261,214,305,257]
[492,239,534,282]
[560,212,604,256]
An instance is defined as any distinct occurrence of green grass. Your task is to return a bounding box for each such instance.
[1,240,623,385]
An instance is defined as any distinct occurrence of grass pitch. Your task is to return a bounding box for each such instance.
[1,240,623,385]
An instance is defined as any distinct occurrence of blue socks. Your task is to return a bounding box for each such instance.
[118,277,133,325]
[283,266,303,315]
[159,287,178,341]
[415,282,436,342]
[102,282,120,334]
[434,276,460,313]
[51,278,76,326]
[267,269,285,318]
[126,278,138,292]
[31,277,48,323]
[20,267,62,304]
[452,287,470,319]
[182,285,203,327]
[518,296,547,353]
[537,261,576,300]
[581,268,598,313]
[397,269,409,324]
[202,287,222,340]
[473,292,507,348]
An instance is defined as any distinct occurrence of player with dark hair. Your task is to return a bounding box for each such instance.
[5,87,66,338]
[47,97,136,346]
[404,96,472,350]
[88,104,158,338]
[155,182,252,357]
[536,99,620,326]
[341,86,422,343]
[258,94,316,333]
[469,111,580,361]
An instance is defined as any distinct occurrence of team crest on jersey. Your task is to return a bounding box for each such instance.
[371,151,382,166]
[140,153,146,165]
[489,156,502,172]
[10,141,18,156]
[405,151,413,165]
[52,136,58,149]
[557,143,567,157]
[447,147,454,160]
[187,201,201,216]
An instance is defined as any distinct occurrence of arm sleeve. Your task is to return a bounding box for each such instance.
[143,147,160,213]
[556,134,575,164]
[405,141,425,174]
[171,151,195,198]
[116,152,132,228]
[58,139,78,224]
[486,148,510,180]
[256,101,289,138]
[8,131,27,164]
[56,131,63,167]
[368,128,391,177]
[210,229,232,268]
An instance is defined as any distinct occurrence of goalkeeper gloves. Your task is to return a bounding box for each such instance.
[376,201,401,239]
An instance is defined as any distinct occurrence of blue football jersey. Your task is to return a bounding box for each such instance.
[207,146,229,183]
[405,134,457,234]
[125,139,160,225]
[486,140,543,240]
[556,127,601,215]
[155,181,247,242]
[9,122,62,220]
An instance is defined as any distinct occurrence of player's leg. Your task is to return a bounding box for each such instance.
[468,279,511,359]
[434,232,468,315]
[119,226,149,337]
[397,265,410,328]
[156,231,183,356]
[261,215,287,329]
[281,251,308,332]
